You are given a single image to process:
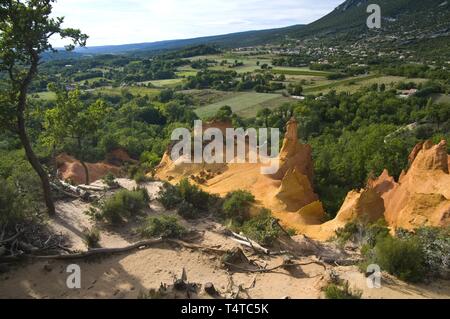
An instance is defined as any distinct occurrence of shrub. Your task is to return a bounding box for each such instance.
[177,178,212,212]
[102,172,119,188]
[133,171,150,184]
[222,190,255,223]
[324,281,362,299]
[364,236,426,283]
[158,179,220,219]
[177,200,201,220]
[397,227,450,279]
[334,219,389,247]
[158,183,183,209]
[83,228,101,248]
[241,209,282,246]
[101,188,150,224]
[334,221,361,245]
[139,215,187,239]
[0,179,26,225]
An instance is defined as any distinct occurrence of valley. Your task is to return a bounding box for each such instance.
[0,0,449,301]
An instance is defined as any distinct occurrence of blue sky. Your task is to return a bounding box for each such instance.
[51,0,343,47]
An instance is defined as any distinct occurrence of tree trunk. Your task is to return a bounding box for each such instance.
[17,112,56,216]
[77,137,89,185]
[15,51,55,216]
[80,160,90,185]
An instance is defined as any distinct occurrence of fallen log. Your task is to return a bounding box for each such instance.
[51,182,81,200]
[228,232,270,255]
[53,180,94,201]
[77,184,108,192]
[0,238,228,263]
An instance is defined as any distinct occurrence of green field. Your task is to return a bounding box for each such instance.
[31,91,56,101]
[303,74,379,93]
[176,70,198,77]
[94,86,161,97]
[149,78,184,88]
[304,75,429,94]
[272,67,331,77]
[194,92,290,119]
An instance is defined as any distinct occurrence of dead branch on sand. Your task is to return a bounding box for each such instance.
[223,259,327,274]
[0,238,229,262]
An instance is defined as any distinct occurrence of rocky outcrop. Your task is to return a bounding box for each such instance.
[366,140,450,231]
[409,140,449,174]
[156,117,325,230]
[334,188,385,224]
[271,118,314,183]
[305,140,450,240]
[275,168,319,212]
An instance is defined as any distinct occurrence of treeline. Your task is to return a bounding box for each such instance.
[183,70,285,92]
[382,63,450,82]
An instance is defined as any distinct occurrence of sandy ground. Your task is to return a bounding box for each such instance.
[1,181,449,299]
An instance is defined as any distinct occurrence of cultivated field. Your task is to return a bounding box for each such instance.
[194,92,289,119]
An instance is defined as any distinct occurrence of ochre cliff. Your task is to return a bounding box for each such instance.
[370,140,450,231]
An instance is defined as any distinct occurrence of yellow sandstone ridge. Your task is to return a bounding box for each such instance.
[155,118,450,241]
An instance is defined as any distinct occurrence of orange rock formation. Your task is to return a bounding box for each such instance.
[155,118,326,230]
[56,149,133,185]
[155,119,450,240]
[370,140,450,230]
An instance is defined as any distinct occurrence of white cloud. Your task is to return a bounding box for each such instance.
[50,0,342,47]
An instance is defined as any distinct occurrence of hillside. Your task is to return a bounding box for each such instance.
[63,0,450,57]
[289,0,449,37]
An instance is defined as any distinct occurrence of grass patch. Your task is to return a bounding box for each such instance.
[82,228,101,249]
[30,91,57,101]
[149,78,184,88]
[324,281,362,299]
[304,74,379,93]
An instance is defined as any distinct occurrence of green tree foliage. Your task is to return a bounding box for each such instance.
[43,89,108,184]
[0,150,43,225]
[0,0,87,214]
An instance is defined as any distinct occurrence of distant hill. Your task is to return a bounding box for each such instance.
[51,0,449,57]
[71,26,305,56]
[288,0,450,38]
